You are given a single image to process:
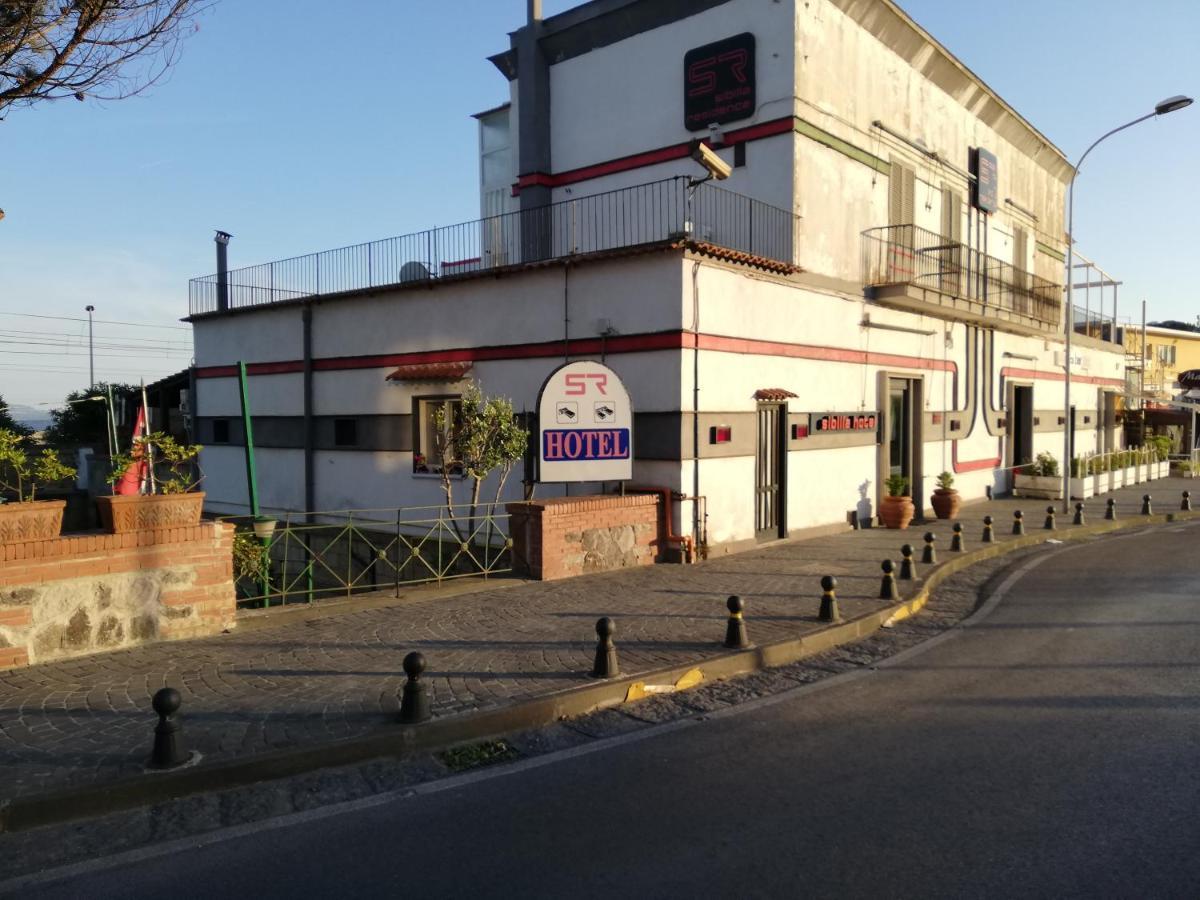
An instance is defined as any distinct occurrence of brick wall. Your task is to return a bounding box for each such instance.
[507,494,659,581]
[0,522,237,671]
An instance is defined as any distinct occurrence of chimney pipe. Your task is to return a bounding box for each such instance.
[527,0,541,24]
[215,230,232,312]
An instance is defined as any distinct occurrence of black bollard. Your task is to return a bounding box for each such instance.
[899,543,917,580]
[1183,490,1191,512]
[148,687,188,770]
[1012,510,1024,535]
[950,522,964,552]
[591,617,619,678]
[1105,497,1117,520]
[1142,494,1152,516]
[1043,505,1056,531]
[818,575,840,622]
[398,651,431,724]
[724,595,750,649]
[982,515,994,543]
[879,559,898,600]
[1073,502,1085,526]
[921,531,937,565]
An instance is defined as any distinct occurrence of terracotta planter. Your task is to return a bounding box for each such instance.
[97,492,205,533]
[0,499,66,544]
[879,495,914,529]
[930,488,960,520]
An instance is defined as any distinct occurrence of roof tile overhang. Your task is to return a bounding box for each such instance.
[754,388,798,401]
[386,361,473,382]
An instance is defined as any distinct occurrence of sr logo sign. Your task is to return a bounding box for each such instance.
[537,361,633,483]
[684,32,756,131]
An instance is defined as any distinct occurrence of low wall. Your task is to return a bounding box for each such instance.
[0,522,237,671]
[507,494,659,581]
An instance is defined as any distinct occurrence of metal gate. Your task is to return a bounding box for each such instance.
[755,403,786,539]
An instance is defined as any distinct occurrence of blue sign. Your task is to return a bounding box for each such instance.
[542,428,630,462]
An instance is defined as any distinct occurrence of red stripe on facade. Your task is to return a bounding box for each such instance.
[513,116,794,192]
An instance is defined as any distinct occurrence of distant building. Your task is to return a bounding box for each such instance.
[186,0,1126,554]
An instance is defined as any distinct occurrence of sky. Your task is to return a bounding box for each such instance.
[0,0,1197,410]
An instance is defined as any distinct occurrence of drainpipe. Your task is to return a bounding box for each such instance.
[302,303,315,520]
[691,261,702,554]
[215,230,232,313]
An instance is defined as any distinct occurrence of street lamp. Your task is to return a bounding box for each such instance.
[85,305,95,389]
[1061,94,1193,511]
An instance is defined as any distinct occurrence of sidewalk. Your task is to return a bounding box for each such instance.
[0,478,1191,819]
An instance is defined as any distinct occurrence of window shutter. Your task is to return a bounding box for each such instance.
[1013,226,1029,273]
[941,185,962,242]
[889,159,915,227]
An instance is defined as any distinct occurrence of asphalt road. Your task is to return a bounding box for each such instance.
[17,525,1200,899]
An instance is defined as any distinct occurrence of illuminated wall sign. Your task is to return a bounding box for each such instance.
[684,33,756,132]
[810,412,879,434]
[537,361,633,482]
[970,147,998,213]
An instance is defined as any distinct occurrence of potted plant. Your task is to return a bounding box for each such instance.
[0,428,76,543]
[1013,451,1062,499]
[930,470,960,519]
[98,432,205,533]
[879,473,914,529]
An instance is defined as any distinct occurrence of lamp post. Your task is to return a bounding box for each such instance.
[85,305,95,389]
[1062,95,1193,511]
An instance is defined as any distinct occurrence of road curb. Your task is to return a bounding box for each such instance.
[1,508,1191,834]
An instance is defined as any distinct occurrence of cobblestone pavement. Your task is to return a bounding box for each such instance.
[0,540,1053,883]
[0,479,1189,804]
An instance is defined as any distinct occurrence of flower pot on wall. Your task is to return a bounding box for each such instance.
[96,493,205,534]
[930,488,960,520]
[879,495,915,529]
[1013,474,1062,500]
[0,499,66,544]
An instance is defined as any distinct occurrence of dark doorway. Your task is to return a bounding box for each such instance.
[755,403,786,540]
[887,379,914,488]
[1011,385,1034,468]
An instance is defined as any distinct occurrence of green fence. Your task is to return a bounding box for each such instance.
[223,503,514,609]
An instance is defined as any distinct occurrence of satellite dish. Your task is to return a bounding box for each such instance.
[399,261,431,283]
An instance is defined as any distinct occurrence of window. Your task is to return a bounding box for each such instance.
[1157,345,1176,365]
[412,396,463,474]
[211,419,230,444]
[334,418,358,448]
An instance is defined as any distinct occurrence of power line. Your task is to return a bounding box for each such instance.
[0,338,192,354]
[0,311,190,331]
[0,327,192,348]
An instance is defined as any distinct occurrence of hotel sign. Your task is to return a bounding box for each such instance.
[684,32,755,131]
[810,412,879,434]
[537,361,633,483]
[970,147,998,213]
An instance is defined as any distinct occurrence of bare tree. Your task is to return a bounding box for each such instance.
[0,1,208,114]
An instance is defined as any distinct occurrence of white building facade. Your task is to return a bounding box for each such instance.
[188,0,1126,556]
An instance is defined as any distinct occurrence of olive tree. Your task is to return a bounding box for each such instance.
[432,382,528,546]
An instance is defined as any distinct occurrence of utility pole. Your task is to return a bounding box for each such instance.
[85,305,95,388]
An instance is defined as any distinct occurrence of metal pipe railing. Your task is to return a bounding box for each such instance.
[189,178,799,315]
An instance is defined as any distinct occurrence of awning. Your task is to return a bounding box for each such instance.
[385,361,473,382]
[754,388,798,401]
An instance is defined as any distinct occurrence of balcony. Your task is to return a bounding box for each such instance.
[188,177,799,316]
[861,224,1062,335]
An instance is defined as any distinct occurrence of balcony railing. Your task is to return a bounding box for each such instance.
[189,177,798,316]
[861,224,1062,329]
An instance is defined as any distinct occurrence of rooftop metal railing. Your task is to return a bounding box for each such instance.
[861,224,1062,329]
[189,177,799,316]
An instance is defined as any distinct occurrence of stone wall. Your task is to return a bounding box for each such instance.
[507,494,659,581]
[0,523,236,671]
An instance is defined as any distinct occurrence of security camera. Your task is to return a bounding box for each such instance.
[689,140,732,181]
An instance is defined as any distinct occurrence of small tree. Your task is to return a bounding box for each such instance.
[432,383,528,545]
[0,429,76,501]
